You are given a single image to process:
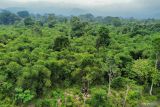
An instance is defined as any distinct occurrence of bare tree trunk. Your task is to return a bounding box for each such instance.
[87,80,90,102]
[108,65,113,96]
[149,53,158,95]
[64,91,67,106]
[57,98,62,107]
[149,80,153,95]
[122,85,130,107]
[108,73,111,96]
[155,53,158,69]
[83,95,86,107]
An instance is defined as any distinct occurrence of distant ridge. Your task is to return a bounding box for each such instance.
[5,7,27,13]
[1,5,160,19]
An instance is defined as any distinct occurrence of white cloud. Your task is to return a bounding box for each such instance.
[0,0,135,9]
[5,0,134,6]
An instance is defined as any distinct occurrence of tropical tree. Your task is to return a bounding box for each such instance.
[70,16,86,37]
[131,59,159,95]
[17,65,51,96]
[96,26,110,49]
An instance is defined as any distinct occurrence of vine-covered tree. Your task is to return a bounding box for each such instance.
[53,36,70,51]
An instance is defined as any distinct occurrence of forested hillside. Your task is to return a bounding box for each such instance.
[0,10,160,107]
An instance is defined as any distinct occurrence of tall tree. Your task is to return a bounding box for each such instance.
[131,59,159,95]
[70,16,86,37]
[152,37,160,70]
[17,65,51,97]
[96,26,110,49]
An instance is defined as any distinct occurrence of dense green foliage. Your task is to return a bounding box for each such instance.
[0,10,160,107]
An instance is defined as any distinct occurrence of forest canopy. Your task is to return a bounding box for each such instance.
[0,10,160,107]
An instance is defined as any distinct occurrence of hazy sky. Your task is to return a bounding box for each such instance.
[0,0,160,18]
[0,0,141,7]
[0,0,133,5]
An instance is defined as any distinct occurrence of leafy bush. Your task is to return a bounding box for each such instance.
[14,88,34,104]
